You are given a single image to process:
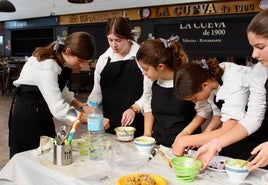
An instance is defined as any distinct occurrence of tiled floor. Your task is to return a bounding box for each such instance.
[0,92,89,170]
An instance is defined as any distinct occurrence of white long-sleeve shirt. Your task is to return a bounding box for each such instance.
[208,62,253,122]
[13,56,75,121]
[88,42,145,111]
[239,62,268,135]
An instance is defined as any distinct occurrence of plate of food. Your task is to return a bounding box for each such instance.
[116,173,167,185]
[207,155,233,172]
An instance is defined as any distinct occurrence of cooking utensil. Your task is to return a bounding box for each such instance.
[147,147,158,162]
[240,153,258,168]
[60,108,77,145]
[122,128,129,136]
[65,108,77,126]
[67,113,83,144]
[158,150,171,167]
[56,126,67,145]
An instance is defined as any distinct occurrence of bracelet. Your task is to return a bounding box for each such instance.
[212,139,222,152]
[130,104,140,114]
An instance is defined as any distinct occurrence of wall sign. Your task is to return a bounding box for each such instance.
[146,0,260,19]
[155,14,254,57]
[59,8,140,25]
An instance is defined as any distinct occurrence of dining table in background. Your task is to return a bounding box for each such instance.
[0,134,266,185]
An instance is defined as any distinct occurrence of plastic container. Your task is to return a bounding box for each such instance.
[87,101,104,160]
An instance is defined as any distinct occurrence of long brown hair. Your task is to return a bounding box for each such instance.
[106,16,134,41]
[174,58,224,100]
[136,39,188,71]
[247,10,268,40]
[32,31,95,66]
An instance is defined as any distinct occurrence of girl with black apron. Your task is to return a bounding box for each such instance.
[100,57,144,137]
[8,67,71,158]
[151,82,198,147]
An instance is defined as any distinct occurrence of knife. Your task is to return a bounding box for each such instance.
[147,147,159,162]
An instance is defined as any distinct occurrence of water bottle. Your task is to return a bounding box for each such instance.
[87,101,104,160]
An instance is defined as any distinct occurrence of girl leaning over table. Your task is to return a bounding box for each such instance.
[84,16,145,137]
[135,36,212,147]
[195,10,268,171]
[8,32,95,158]
[171,57,267,161]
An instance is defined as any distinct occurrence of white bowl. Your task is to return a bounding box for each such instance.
[134,136,156,155]
[225,159,249,182]
[114,126,136,142]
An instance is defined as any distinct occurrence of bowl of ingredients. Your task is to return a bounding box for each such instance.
[225,159,249,182]
[171,156,202,183]
[114,126,136,142]
[134,136,156,155]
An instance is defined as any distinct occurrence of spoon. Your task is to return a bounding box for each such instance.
[122,128,129,136]
[56,126,67,144]
[240,153,258,168]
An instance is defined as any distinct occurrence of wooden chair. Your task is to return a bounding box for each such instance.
[4,67,19,95]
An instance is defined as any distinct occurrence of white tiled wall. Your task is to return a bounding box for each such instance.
[0,0,214,21]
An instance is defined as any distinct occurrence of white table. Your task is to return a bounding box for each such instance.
[0,134,266,185]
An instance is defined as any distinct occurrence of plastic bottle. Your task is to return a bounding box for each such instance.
[87,101,104,160]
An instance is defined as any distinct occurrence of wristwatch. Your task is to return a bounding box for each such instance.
[130,105,140,114]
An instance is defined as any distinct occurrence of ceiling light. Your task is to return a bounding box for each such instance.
[0,0,16,12]
[67,0,93,3]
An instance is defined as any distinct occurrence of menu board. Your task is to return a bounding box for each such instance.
[154,14,255,58]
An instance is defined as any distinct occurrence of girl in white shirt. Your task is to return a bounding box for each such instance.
[172,58,256,160]
[195,10,268,171]
[9,32,95,158]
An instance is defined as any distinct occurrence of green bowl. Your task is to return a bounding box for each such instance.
[171,156,202,183]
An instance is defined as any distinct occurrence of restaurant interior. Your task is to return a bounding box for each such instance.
[0,0,268,184]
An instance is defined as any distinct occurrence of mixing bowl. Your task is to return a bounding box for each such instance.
[171,156,202,183]
[134,136,155,155]
[225,159,249,182]
[114,126,136,142]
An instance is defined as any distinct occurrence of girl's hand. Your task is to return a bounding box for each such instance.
[172,136,187,157]
[248,142,268,171]
[194,139,220,170]
[121,108,135,126]
[103,118,110,130]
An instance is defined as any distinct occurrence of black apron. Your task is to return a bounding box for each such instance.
[8,67,72,158]
[220,79,268,160]
[100,57,144,137]
[214,78,224,109]
[151,82,198,147]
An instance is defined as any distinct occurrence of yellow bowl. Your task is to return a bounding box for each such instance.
[116,173,166,185]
